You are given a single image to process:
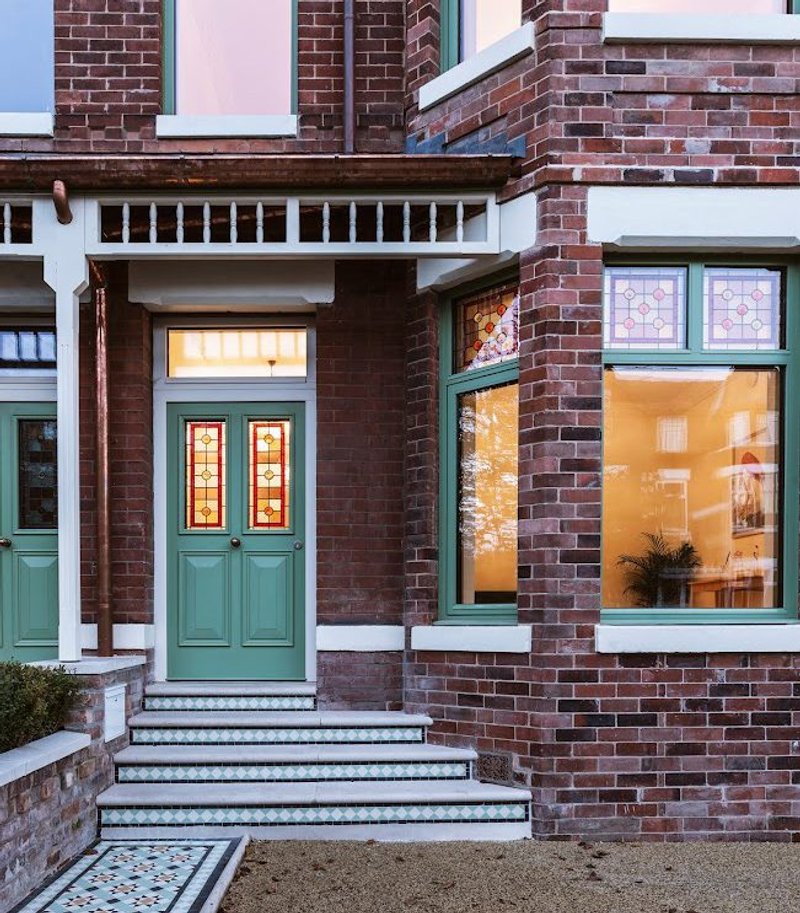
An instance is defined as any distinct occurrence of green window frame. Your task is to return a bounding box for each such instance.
[601,256,800,626]
[439,275,520,624]
[162,0,299,116]
[440,0,460,73]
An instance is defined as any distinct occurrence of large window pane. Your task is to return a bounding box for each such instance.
[457,382,518,605]
[603,367,781,610]
[608,0,785,11]
[0,0,54,113]
[460,0,522,60]
[175,0,292,116]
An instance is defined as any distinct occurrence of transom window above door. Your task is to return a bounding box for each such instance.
[163,0,295,117]
[167,328,308,379]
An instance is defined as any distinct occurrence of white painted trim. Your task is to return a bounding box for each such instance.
[0,377,56,402]
[596,623,800,655]
[155,114,299,139]
[587,186,800,250]
[316,625,405,652]
[81,623,155,651]
[0,112,54,137]
[418,22,535,111]
[0,730,90,788]
[152,317,318,683]
[411,625,532,653]
[603,13,800,45]
[30,655,146,675]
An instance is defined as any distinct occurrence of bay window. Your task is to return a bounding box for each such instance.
[441,0,523,70]
[440,280,519,623]
[602,261,798,624]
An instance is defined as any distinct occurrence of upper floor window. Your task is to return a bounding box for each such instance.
[163,0,295,116]
[608,0,787,11]
[441,0,522,70]
[0,0,54,113]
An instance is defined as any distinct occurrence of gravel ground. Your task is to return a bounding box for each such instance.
[221,839,800,913]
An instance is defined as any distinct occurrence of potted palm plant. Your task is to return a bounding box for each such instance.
[617,532,702,608]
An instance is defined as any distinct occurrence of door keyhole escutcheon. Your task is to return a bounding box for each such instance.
[294,540,304,551]
[230,537,241,549]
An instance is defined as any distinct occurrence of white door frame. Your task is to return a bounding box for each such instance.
[152,316,317,682]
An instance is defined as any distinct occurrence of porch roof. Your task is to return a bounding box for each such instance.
[0,154,515,193]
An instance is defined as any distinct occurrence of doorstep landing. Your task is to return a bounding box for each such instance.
[9,839,244,913]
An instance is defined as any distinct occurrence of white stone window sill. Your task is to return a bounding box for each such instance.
[411,624,532,653]
[155,114,299,139]
[418,21,535,112]
[317,625,405,652]
[596,623,800,654]
[0,112,54,137]
[603,13,800,45]
[0,730,91,788]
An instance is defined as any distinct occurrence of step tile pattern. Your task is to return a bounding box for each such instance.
[144,695,316,712]
[131,726,425,746]
[10,840,240,913]
[100,802,530,829]
[117,760,470,783]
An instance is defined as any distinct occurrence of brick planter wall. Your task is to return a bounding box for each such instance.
[0,659,150,911]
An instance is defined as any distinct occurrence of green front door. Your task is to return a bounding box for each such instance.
[0,403,58,662]
[167,403,306,680]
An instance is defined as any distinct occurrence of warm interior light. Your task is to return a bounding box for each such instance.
[168,329,307,379]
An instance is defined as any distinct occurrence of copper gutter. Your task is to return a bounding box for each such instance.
[343,0,356,154]
[90,261,112,657]
[0,154,514,192]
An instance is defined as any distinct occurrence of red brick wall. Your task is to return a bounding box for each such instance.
[0,0,405,156]
[318,651,403,710]
[80,264,153,628]
[316,260,407,626]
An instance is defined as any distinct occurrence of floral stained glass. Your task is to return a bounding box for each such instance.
[249,420,291,530]
[455,284,519,372]
[604,266,686,350]
[703,268,782,351]
[186,420,226,529]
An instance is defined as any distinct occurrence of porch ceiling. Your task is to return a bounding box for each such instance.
[0,154,515,193]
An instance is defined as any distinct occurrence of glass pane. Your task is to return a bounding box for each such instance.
[0,329,56,372]
[608,0,785,11]
[18,419,57,530]
[175,0,292,116]
[703,268,782,351]
[457,382,518,605]
[249,420,291,531]
[460,0,522,59]
[168,329,307,379]
[454,284,519,373]
[186,420,226,530]
[604,266,686,350]
[603,366,781,610]
[0,0,54,113]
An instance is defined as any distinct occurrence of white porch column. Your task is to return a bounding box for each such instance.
[39,197,89,662]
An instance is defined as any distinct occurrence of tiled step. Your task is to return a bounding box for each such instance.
[114,743,476,784]
[143,682,317,712]
[128,711,432,746]
[97,780,532,842]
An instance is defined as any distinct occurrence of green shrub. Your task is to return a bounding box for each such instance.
[0,662,83,753]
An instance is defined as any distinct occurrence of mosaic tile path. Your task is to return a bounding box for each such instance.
[11,840,242,913]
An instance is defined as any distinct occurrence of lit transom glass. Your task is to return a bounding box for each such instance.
[168,329,307,378]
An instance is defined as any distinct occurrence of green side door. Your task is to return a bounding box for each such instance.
[0,403,59,662]
[167,403,306,680]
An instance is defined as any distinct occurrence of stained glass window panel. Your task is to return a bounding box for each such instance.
[703,268,782,351]
[186,420,226,529]
[455,284,519,372]
[604,266,687,350]
[249,420,291,530]
[18,419,57,529]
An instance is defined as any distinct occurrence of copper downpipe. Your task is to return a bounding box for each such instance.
[91,262,113,657]
[343,0,356,154]
[52,180,73,225]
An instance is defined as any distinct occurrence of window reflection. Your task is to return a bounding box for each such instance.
[603,367,781,610]
[457,381,518,605]
[608,0,785,12]
[460,0,522,60]
[168,329,307,378]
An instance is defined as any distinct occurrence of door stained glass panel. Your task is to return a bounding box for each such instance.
[186,420,226,529]
[18,419,57,529]
[249,420,291,530]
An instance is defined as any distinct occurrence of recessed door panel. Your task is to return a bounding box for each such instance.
[243,552,293,645]
[14,551,58,645]
[178,552,231,645]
